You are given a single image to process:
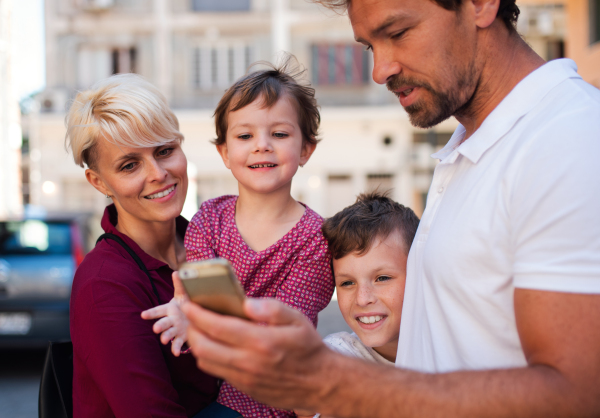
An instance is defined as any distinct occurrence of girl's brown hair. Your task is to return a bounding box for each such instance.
[213,54,320,146]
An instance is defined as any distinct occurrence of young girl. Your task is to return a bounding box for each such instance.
[144,57,335,417]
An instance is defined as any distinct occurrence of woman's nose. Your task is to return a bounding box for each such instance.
[146,158,168,182]
[371,48,402,85]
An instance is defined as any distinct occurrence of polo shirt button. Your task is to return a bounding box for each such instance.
[438,187,444,193]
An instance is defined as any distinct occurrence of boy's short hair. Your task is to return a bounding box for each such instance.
[322,191,420,259]
[213,54,320,146]
[65,73,183,169]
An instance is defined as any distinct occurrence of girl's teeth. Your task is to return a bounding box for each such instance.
[358,315,383,324]
[251,164,275,168]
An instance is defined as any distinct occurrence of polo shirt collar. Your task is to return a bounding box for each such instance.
[100,204,188,271]
[432,59,581,164]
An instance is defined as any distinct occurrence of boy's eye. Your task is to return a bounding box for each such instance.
[338,280,354,287]
[375,275,392,282]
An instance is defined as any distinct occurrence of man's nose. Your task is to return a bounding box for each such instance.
[371,48,402,85]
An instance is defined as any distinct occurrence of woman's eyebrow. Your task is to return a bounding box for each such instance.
[114,152,140,165]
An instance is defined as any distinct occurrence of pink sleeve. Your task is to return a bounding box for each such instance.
[275,235,334,326]
[184,207,217,262]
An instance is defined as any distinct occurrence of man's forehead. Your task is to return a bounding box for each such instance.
[348,0,420,37]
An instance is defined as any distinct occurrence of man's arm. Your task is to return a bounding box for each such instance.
[182,289,600,417]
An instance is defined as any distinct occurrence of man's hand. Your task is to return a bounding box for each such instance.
[181,298,343,411]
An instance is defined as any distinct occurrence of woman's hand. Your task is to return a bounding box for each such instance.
[141,272,190,356]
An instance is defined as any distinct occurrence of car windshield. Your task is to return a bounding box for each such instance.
[0,221,72,256]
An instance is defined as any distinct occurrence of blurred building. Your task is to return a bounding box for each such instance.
[0,0,23,218]
[25,0,577,221]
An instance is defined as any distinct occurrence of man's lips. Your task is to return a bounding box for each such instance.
[395,86,419,107]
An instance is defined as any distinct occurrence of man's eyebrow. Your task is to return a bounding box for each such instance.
[355,13,411,43]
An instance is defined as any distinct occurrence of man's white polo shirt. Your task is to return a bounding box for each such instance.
[396,59,600,373]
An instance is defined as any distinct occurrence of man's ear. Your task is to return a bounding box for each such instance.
[216,142,231,169]
[299,140,317,167]
[470,0,500,29]
[85,169,110,197]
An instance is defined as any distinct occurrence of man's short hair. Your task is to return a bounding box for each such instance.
[213,54,320,146]
[65,73,183,169]
[315,0,520,31]
[322,191,420,260]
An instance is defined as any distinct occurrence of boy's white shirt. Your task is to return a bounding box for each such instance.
[307,332,395,417]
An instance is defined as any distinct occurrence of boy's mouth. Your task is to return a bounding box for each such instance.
[357,315,386,325]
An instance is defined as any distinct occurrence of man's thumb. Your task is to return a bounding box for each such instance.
[244,298,307,326]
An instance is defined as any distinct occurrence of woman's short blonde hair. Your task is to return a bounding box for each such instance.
[65,73,184,169]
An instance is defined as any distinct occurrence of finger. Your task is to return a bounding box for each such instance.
[172,271,189,302]
[141,304,168,320]
[171,336,185,357]
[152,316,173,334]
[160,326,178,345]
[244,298,309,327]
[182,301,265,348]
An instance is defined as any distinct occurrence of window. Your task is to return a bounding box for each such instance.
[192,45,251,90]
[112,47,137,74]
[591,0,600,44]
[326,174,355,217]
[366,173,394,194]
[191,0,250,12]
[311,44,370,86]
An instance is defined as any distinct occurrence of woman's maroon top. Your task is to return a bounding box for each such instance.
[70,205,218,418]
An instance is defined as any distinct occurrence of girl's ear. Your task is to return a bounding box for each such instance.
[85,169,110,197]
[216,142,231,169]
[299,140,317,167]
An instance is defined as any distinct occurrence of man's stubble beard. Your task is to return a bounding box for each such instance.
[386,59,478,129]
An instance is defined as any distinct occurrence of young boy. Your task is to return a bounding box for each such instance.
[296,191,419,418]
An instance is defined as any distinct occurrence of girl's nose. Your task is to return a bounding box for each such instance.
[254,133,273,153]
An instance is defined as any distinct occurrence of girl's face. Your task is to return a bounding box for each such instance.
[217,95,316,196]
[86,138,188,224]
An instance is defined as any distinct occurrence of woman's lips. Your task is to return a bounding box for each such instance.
[144,184,177,202]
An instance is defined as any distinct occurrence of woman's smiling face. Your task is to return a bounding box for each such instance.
[217,95,315,195]
[86,138,188,224]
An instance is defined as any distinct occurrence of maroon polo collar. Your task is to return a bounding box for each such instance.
[100,204,189,271]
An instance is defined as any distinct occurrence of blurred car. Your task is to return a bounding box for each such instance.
[0,215,91,348]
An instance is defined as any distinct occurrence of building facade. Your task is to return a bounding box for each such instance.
[0,0,23,218]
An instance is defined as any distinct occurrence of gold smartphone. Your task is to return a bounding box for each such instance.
[179,258,247,319]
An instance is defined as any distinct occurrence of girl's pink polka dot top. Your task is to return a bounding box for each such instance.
[184,195,335,418]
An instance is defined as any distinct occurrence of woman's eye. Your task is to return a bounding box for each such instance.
[157,147,174,157]
[376,275,392,282]
[121,162,136,172]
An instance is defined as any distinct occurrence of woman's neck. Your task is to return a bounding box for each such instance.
[235,183,305,252]
[114,207,183,270]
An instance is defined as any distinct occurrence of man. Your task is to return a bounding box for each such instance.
[181,0,600,416]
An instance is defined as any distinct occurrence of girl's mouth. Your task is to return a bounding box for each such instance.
[249,164,277,169]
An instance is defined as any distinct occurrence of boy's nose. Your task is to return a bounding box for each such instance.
[356,285,377,306]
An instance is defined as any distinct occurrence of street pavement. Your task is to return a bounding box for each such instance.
[0,299,351,418]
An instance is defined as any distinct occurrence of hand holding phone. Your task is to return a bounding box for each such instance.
[179,259,247,319]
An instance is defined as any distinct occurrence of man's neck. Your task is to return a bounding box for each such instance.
[455,21,546,140]
[114,207,181,269]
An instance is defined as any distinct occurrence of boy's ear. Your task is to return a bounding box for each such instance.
[85,168,110,197]
[216,143,231,169]
[299,140,317,167]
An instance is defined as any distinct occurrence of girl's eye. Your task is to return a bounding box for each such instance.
[238,134,252,140]
[375,275,392,282]
[157,147,174,157]
[273,132,288,138]
[121,162,136,172]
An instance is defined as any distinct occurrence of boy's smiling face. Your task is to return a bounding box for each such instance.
[333,231,408,362]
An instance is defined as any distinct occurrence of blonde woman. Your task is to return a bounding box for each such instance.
[65,74,218,417]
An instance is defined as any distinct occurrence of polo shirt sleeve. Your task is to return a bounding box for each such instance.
[511,109,600,293]
[72,265,188,418]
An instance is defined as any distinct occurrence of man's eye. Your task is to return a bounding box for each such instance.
[376,275,392,282]
[391,30,407,40]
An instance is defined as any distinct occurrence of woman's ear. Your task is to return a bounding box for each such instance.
[216,142,231,169]
[299,140,317,167]
[85,169,110,197]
